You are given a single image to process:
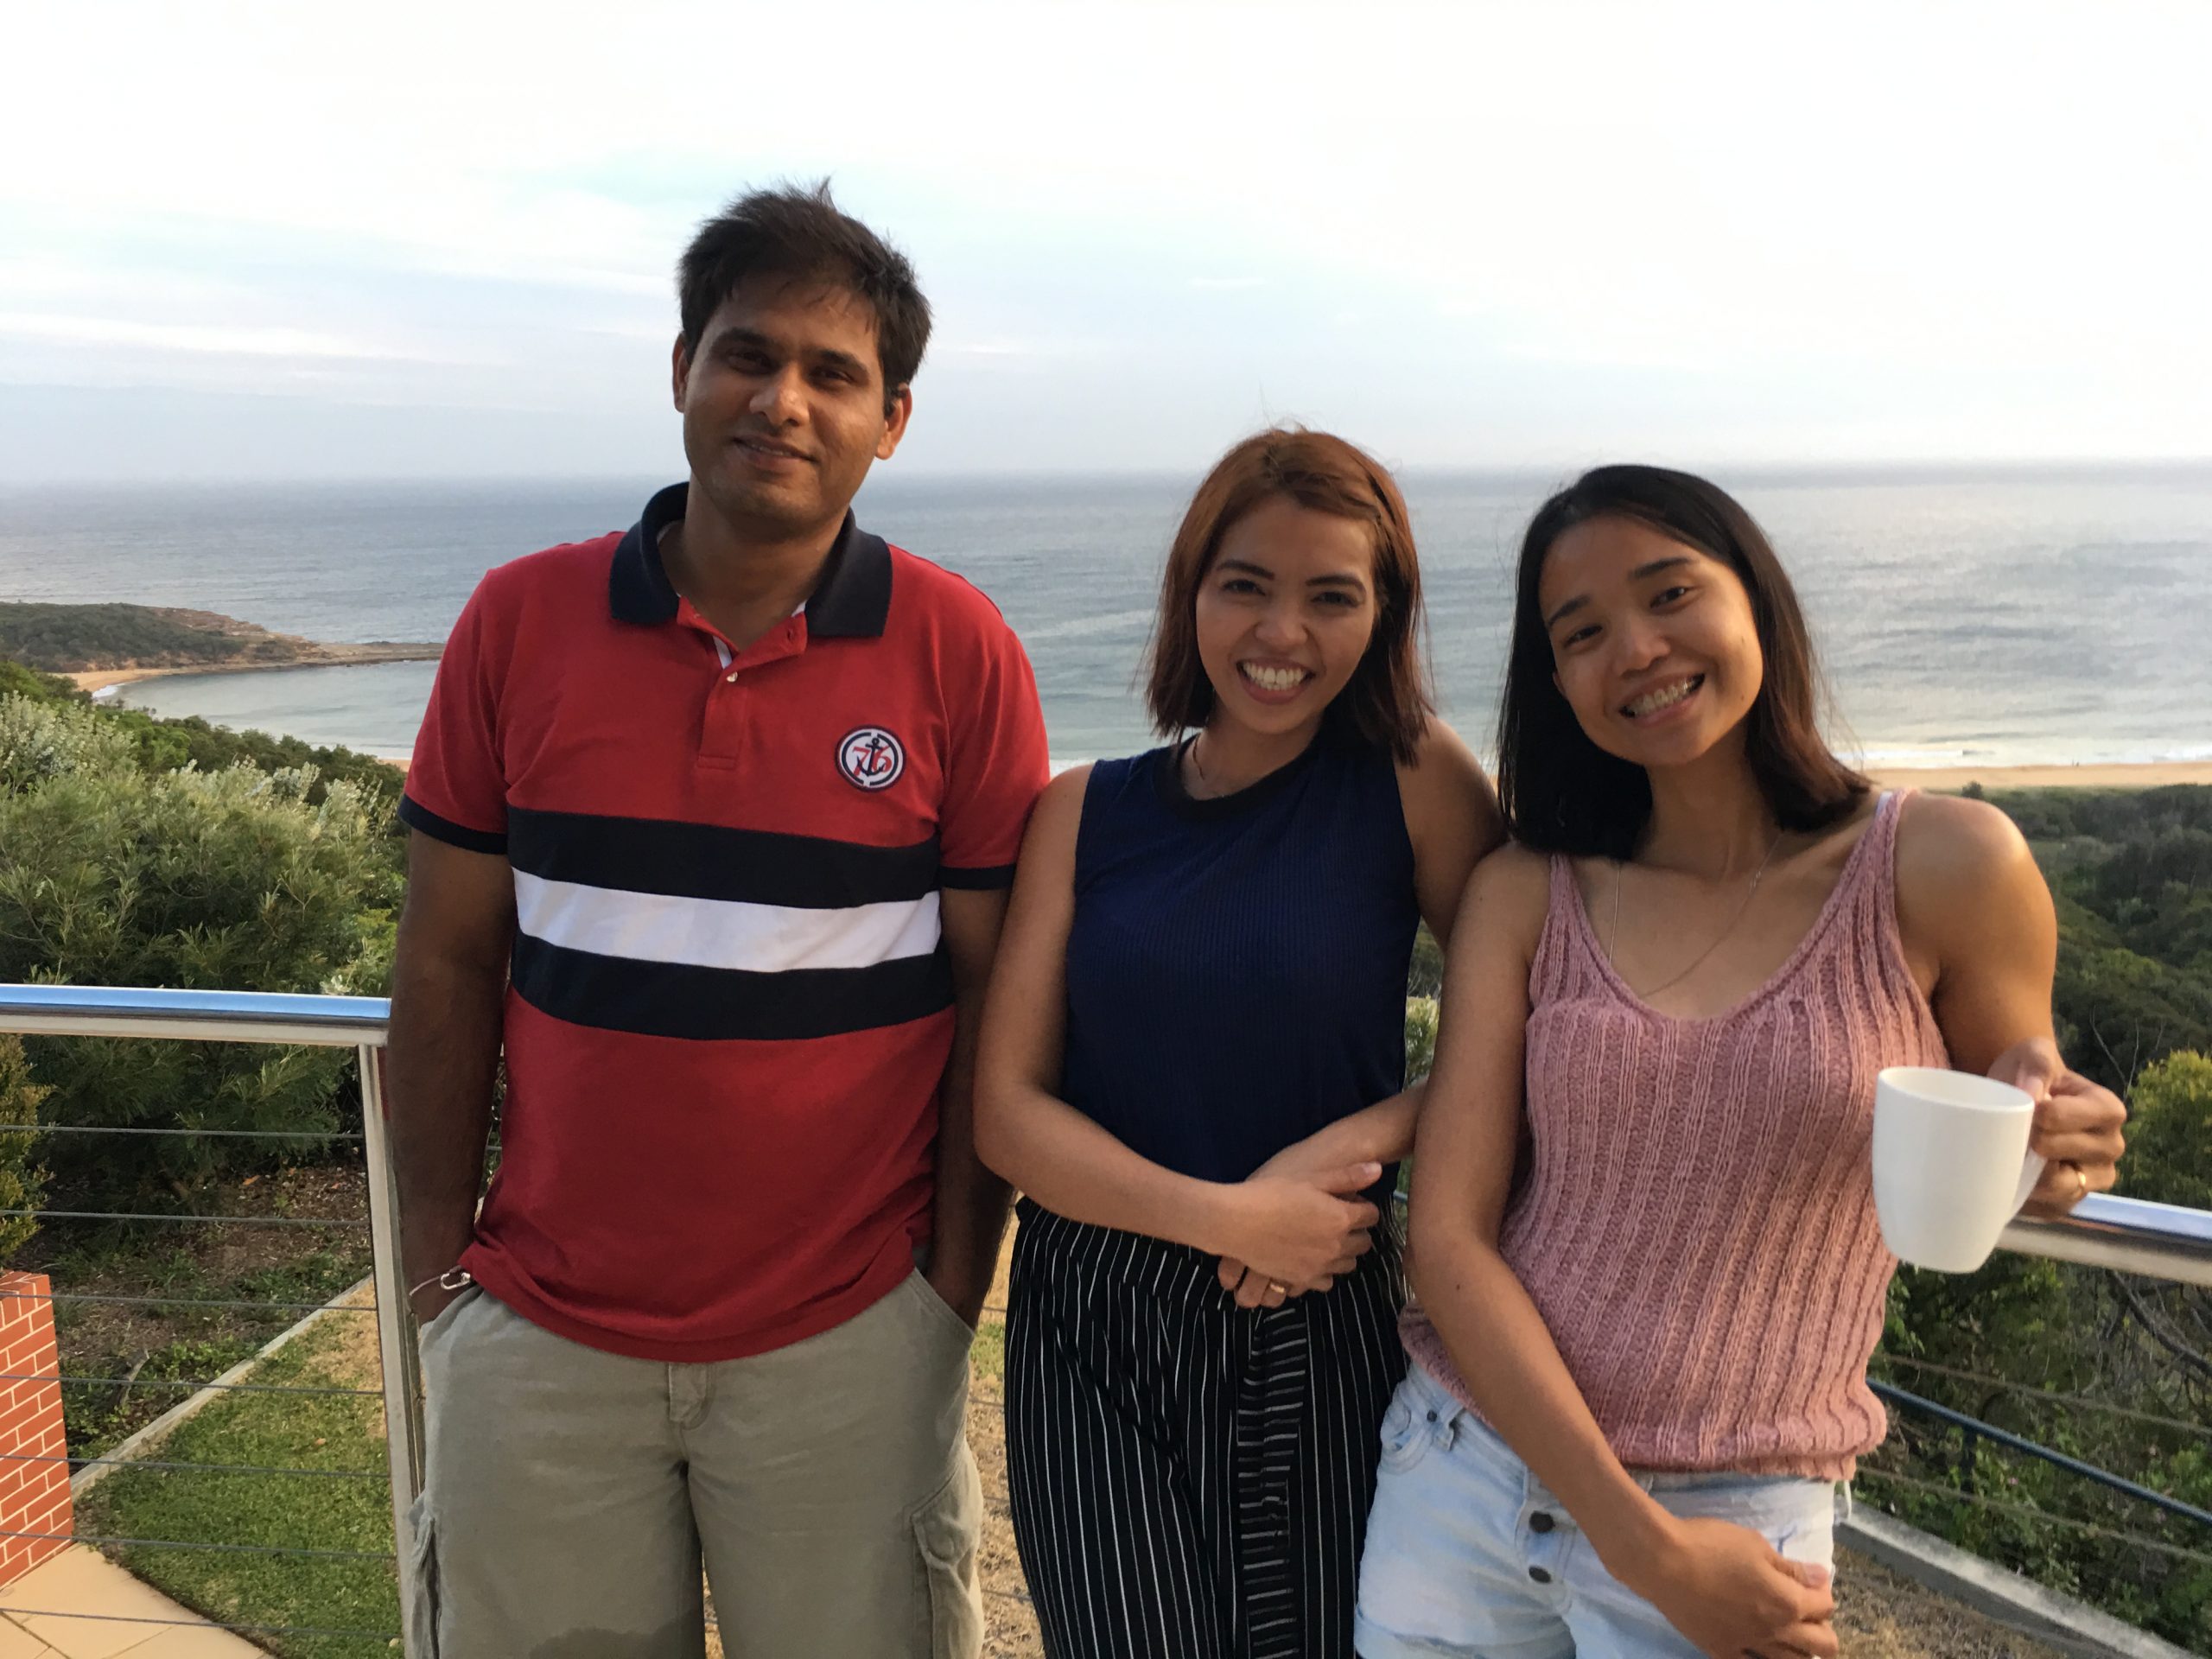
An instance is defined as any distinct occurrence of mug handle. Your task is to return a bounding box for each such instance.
[2011,1150,2049,1212]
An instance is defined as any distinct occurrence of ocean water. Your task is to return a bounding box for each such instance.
[2,467,2209,768]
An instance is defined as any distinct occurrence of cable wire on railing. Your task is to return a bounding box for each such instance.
[1872,1353,2212,1437]
[1872,1380,2212,1529]
[1856,1468,2212,1567]
[1,1449,386,1480]
[6,1370,385,1399]
[1,1288,374,1315]
[0,1526,392,1561]
[1,1207,369,1228]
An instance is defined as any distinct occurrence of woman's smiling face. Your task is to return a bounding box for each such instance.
[1537,513,1765,770]
[1193,495,1381,741]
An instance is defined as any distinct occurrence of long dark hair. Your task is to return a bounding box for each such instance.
[1497,464,1867,857]
[1146,427,1433,764]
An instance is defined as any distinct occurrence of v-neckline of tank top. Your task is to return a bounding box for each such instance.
[1561,791,1894,1027]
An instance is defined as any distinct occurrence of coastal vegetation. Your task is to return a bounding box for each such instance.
[1872,785,2212,1649]
[0,601,435,675]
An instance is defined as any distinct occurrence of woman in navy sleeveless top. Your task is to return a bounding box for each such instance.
[976,429,1501,1659]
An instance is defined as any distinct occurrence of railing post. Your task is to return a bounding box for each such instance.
[1957,1422,1980,1495]
[358,1042,426,1630]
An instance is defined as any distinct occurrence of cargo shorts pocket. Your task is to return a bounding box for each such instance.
[404,1493,442,1657]
[911,1442,983,1658]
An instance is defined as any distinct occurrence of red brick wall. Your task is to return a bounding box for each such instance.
[0,1270,71,1586]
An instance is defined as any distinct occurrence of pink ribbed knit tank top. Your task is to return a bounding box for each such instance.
[1402,790,1947,1479]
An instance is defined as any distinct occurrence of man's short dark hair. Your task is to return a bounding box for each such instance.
[678,182,931,410]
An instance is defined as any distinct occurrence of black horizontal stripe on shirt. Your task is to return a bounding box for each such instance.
[398,794,508,855]
[507,806,941,907]
[938,861,1016,890]
[511,932,954,1042]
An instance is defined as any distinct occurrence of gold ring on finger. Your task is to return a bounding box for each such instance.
[1268,1281,1288,1296]
[2071,1161,2089,1200]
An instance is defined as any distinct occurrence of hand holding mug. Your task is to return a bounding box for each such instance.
[1986,1039,2126,1215]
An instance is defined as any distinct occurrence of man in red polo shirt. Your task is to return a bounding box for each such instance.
[387,184,1047,1656]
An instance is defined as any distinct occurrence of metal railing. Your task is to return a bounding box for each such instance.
[3,981,2211,1651]
[0,983,417,1649]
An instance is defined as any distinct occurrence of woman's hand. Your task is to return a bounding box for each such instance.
[1211,1162,1381,1308]
[1988,1039,2127,1214]
[1617,1516,1839,1659]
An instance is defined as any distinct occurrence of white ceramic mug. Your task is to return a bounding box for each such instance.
[1872,1066,2046,1273]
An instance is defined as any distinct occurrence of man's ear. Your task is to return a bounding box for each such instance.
[875,385,915,462]
[671,334,692,412]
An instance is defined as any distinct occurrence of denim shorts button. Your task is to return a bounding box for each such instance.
[1425,1409,1438,1422]
[1529,1511,1555,1534]
[1528,1566,1553,1584]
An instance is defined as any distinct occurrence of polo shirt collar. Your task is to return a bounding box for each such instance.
[607,480,892,639]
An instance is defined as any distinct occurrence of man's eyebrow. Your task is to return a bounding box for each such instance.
[710,329,871,378]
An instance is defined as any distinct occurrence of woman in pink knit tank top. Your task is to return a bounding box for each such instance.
[1354,467,2128,1659]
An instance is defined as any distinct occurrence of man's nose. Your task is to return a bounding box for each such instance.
[750,365,806,423]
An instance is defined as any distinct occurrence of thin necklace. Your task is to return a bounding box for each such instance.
[1609,828,1785,1001]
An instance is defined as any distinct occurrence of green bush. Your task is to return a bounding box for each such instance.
[0,692,139,791]
[0,756,397,1202]
[2123,1050,2212,1211]
[1403,995,1439,1083]
[0,658,85,706]
[0,1035,48,1258]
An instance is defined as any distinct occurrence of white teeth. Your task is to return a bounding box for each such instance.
[1626,677,1700,717]
[1240,664,1306,692]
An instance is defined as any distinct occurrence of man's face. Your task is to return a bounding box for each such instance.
[671,277,912,539]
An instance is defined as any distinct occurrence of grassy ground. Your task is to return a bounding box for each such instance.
[73,1283,397,1656]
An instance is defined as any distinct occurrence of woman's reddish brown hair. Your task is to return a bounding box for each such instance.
[1144,427,1433,763]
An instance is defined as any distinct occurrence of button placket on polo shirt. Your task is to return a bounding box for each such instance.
[687,603,808,771]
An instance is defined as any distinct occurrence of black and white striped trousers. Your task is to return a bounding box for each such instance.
[1004,1198,1408,1659]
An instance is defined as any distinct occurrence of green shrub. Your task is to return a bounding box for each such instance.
[0,760,397,1202]
[0,692,139,791]
[2123,1050,2212,1211]
[1403,995,1439,1083]
[0,1035,48,1258]
[0,658,84,705]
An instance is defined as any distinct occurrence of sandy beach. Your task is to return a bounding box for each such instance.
[67,644,438,696]
[1868,762,2212,790]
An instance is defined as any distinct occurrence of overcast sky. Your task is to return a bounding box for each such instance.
[3,1,2207,482]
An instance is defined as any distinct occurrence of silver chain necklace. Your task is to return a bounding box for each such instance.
[1609,829,1785,1001]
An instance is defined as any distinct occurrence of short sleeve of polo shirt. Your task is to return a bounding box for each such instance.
[937,618,1048,887]
[397,576,510,855]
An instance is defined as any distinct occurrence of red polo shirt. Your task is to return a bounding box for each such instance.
[399,482,1049,1360]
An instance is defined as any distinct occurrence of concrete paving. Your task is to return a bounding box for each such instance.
[0,1548,262,1658]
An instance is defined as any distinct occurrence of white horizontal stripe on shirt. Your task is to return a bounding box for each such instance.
[512,870,942,974]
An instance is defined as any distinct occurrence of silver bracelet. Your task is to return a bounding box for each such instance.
[407,1267,474,1300]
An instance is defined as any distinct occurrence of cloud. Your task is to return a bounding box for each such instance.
[0,311,414,361]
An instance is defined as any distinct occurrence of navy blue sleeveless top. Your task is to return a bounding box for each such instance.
[1060,729,1419,1185]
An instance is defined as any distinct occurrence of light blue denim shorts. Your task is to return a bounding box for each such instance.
[1354,1361,1847,1659]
